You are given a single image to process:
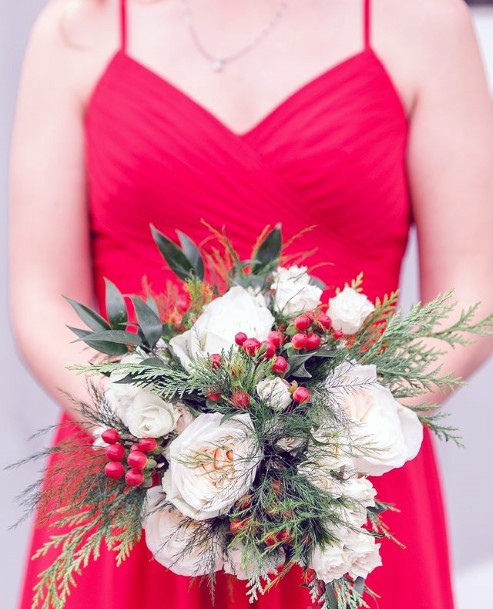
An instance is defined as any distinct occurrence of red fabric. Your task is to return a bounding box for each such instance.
[19,0,455,607]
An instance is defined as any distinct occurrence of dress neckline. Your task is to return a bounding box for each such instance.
[85,47,408,139]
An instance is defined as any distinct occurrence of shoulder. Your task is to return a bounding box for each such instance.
[24,0,119,103]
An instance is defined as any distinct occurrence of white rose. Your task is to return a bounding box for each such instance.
[224,539,284,581]
[105,352,144,420]
[143,487,224,576]
[272,265,323,316]
[344,531,382,580]
[310,542,350,584]
[174,402,196,434]
[169,286,274,370]
[276,436,305,453]
[125,389,180,438]
[256,377,292,411]
[162,412,262,520]
[342,476,377,509]
[327,363,423,476]
[327,287,375,335]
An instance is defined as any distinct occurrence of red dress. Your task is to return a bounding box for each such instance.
[20,1,455,607]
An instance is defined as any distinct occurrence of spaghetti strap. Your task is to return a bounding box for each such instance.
[119,0,128,53]
[363,0,371,49]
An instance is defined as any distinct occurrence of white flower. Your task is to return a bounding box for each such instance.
[126,390,180,438]
[105,352,144,420]
[345,531,382,579]
[174,402,195,434]
[327,362,423,476]
[342,476,377,509]
[224,539,284,580]
[272,265,323,316]
[276,436,305,453]
[162,412,262,520]
[310,542,350,584]
[169,286,274,370]
[327,287,375,335]
[143,487,224,576]
[256,377,292,411]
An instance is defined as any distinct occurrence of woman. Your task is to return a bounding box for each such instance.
[9,0,493,607]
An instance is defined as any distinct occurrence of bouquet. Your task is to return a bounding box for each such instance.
[18,224,493,609]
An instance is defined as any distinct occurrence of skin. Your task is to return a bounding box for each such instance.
[9,0,493,421]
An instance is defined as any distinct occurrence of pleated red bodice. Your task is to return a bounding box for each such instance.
[20,1,455,608]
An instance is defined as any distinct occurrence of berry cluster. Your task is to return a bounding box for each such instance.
[101,429,162,488]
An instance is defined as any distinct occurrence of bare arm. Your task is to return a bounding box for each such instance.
[405,0,493,404]
[8,2,107,422]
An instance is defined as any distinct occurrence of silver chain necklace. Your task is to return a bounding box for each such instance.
[182,0,289,72]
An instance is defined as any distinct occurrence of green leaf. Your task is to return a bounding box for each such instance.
[67,327,128,356]
[151,225,194,280]
[77,330,143,346]
[140,357,167,368]
[131,297,163,350]
[253,224,282,273]
[177,231,205,280]
[104,279,128,328]
[64,297,111,332]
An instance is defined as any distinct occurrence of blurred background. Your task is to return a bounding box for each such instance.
[1,2,492,608]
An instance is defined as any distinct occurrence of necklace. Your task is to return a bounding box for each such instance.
[182,0,289,72]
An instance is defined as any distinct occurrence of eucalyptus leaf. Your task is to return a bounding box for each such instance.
[151,225,194,280]
[325,584,339,609]
[252,224,282,273]
[140,357,167,368]
[131,296,163,350]
[68,327,128,356]
[104,279,127,328]
[177,231,205,280]
[354,577,365,596]
[77,330,143,346]
[64,297,111,332]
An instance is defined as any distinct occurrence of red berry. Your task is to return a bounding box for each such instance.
[127,450,148,470]
[291,333,308,350]
[294,315,311,331]
[137,438,158,453]
[317,314,332,329]
[130,443,141,452]
[333,329,345,340]
[207,390,222,402]
[230,518,249,534]
[305,333,322,350]
[272,479,282,494]
[236,494,252,510]
[231,390,251,409]
[272,356,288,375]
[278,530,294,545]
[151,472,161,487]
[268,331,285,349]
[242,338,262,355]
[105,443,125,461]
[265,534,279,547]
[293,386,311,403]
[102,428,120,444]
[235,332,248,346]
[261,341,276,359]
[104,461,125,479]
[125,468,145,487]
[210,353,222,370]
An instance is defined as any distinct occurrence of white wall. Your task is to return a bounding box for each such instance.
[1,4,492,609]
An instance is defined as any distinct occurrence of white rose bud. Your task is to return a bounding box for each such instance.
[125,389,180,438]
[272,265,323,316]
[224,539,285,580]
[310,542,350,584]
[345,531,382,580]
[256,377,292,411]
[328,287,375,335]
[174,402,195,434]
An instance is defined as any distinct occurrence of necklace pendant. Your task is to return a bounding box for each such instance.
[212,58,225,72]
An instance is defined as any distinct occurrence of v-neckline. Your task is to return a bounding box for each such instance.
[87,47,406,140]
